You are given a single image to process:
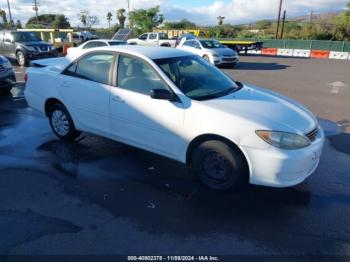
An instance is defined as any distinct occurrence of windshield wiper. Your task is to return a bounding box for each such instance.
[192,87,238,101]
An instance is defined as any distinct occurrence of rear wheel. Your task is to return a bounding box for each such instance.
[192,140,248,191]
[16,51,28,67]
[49,103,80,141]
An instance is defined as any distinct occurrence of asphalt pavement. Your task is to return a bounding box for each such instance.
[0,56,350,259]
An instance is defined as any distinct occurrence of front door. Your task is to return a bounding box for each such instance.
[110,54,184,159]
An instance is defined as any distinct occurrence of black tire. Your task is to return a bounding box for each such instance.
[48,103,81,141]
[0,86,12,94]
[192,140,248,191]
[16,51,28,67]
[203,55,210,62]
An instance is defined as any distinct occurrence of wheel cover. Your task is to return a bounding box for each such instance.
[51,110,70,136]
[201,152,232,185]
[17,52,25,65]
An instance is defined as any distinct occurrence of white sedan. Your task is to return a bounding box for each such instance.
[67,39,127,58]
[24,46,324,191]
[177,38,239,66]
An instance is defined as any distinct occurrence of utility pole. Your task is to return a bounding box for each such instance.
[275,0,283,39]
[280,10,286,39]
[32,0,39,23]
[308,10,313,36]
[6,0,13,26]
[127,0,130,28]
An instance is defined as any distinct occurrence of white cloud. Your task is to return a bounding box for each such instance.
[3,0,349,27]
[167,0,349,25]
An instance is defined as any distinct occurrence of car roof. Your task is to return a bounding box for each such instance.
[92,45,192,60]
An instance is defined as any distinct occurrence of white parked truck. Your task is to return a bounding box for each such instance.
[127,32,176,47]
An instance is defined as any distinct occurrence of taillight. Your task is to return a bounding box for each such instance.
[24,73,28,83]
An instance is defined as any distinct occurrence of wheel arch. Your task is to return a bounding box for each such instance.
[44,98,64,117]
[186,134,251,174]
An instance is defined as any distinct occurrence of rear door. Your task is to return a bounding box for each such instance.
[56,51,115,136]
[3,33,16,57]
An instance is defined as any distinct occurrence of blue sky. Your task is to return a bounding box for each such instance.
[3,0,349,27]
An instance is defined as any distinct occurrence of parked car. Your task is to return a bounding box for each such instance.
[0,31,57,66]
[24,46,324,191]
[67,39,127,58]
[178,38,239,67]
[0,55,16,93]
[127,32,176,47]
[176,33,197,47]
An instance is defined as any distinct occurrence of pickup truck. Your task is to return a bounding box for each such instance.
[127,32,176,47]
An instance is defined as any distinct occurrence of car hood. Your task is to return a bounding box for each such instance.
[207,48,235,56]
[202,85,317,134]
[19,41,52,46]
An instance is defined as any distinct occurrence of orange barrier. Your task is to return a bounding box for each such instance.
[310,50,330,59]
[63,44,70,56]
[261,48,278,56]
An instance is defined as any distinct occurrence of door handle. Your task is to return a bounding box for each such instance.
[112,95,124,103]
[60,81,69,87]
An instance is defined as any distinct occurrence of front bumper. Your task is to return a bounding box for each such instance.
[242,126,325,187]
[213,56,239,65]
[27,50,58,61]
[0,70,16,89]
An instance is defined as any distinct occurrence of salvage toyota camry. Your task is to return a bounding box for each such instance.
[24,46,324,191]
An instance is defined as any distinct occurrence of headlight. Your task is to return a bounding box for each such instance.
[211,54,219,57]
[26,46,38,52]
[48,46,56,51]
[256,130,310,150]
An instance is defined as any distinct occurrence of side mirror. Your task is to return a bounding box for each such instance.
[235,81,243,88]
[150,89,176,101]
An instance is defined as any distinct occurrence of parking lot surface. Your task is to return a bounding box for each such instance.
[0,56,350,257]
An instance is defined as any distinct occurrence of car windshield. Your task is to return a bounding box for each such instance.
[200,40,225,49]
[108,41,127,46]
[154,55,240,100]
[12,32,41,42]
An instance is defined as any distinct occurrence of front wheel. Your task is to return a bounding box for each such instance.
[49,103,80,141]
[192,140,248,191]
[16,51,28,67]
[203,55,210,63]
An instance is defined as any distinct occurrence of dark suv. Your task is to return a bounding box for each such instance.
[0,31,57,66]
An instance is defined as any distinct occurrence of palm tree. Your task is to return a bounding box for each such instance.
[116,8,126,29]
[107,12,112,28]
[217,16,225,26]
[0,9,8,24]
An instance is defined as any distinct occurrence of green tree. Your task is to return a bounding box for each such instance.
[333,2,350,41]
[255,20,272,30]
[52,15,70,29]
[116,8,126,29]
[0,8,7,24]
[129,6,163,34]
[107,12,113,28]
[163,19,196,29]
[15,20,22,29]
[26,14,56,28]
[78,10,88,28]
